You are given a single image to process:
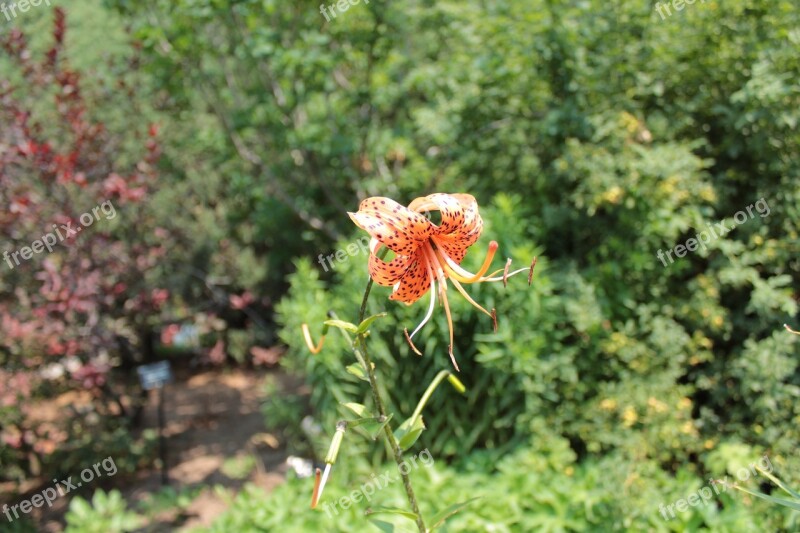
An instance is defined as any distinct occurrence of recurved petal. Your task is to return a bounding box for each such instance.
[389,255,431,304]
[433,234,471,264]
[437,214,482,250]
[349,197,433,255]
[358,197,433,241]
[449,193,482,238]
[368,251,415,287]
[408,193,465,235]
[348,211,423,255]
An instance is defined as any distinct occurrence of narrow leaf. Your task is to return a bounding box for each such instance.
[731,484,800,512]
[429,497,481,529]
[360,414,393,440]
[756,467,800,500]
[342,402,370,418]
[357,313,387,335]
[346,363,370,382]
[394,416,426,451]
[344,417,382,428]
[369,520,396,533]
[323,319,358,333]
[365,507,419,521]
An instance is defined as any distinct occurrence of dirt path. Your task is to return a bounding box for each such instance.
[33,368,302,532]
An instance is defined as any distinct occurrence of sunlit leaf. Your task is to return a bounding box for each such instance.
[357,313,387,335]
[346,363,370,382]
[731,484,800,512]
[361,414,393,440]
[369,519,396,533]
[394,416,426,451]
[341,402,371,418]
[323,319,358,333]
[429,497,481,529]
[365,507,418,521]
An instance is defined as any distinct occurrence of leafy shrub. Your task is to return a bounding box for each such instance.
[64,490,143,533]
[0,8,168,483]
[18,0,800,530]
[201,432,791,532]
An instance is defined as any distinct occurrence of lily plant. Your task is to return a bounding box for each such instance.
[302,193,535,532]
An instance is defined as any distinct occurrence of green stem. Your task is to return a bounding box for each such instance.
[356,277,427,532]
[357,246,389,323]
[357,277,375,325]
[410,370,450,424]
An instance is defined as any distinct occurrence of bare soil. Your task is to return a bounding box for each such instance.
[9,368,303,532]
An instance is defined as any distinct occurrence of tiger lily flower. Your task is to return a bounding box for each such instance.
[348,193,535,371]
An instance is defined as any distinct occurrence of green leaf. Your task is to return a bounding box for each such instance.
[342,403,391,438]
[394,416,426,451]
[364,507,419,521]
[429,497,481,529]
[344,417,380,428]
[731,485,800,511]
[756,467,800,500]
[360,414,393,440]
[369,519,396,533]
[323,319,358,333]
[357,313,387,334]
[346,363,370,382]
[341,402,371,418]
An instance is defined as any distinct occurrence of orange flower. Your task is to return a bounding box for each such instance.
[349,193,534,371]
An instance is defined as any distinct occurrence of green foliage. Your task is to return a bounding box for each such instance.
[64,490,144,533]
[136,485,204,517]
[266,3,800,530]
[261,374,316,455]
[221,454,258,480]
[0,518,37,533]
[1,0,797,530]
[199,433,790,532]
[731,462,800,519]
[46,422,156,482]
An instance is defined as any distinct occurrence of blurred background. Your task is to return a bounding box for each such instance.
[1,0,799,531]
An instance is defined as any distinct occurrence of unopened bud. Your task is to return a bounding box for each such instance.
[447,373,466,394]
[324,421,347,464]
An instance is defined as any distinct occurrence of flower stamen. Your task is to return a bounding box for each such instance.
[448,343,459,372]
[422,245,450,301]
[441,289,457,371]
[423,243,445,283]
[349,193,537,370]
[448,276,493,319]
[408,263,437,341]
[404,328,423,355]
[434,241,498,284]
[528,257,537,286]
[481,266,531,282]
[423,245,458,371]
